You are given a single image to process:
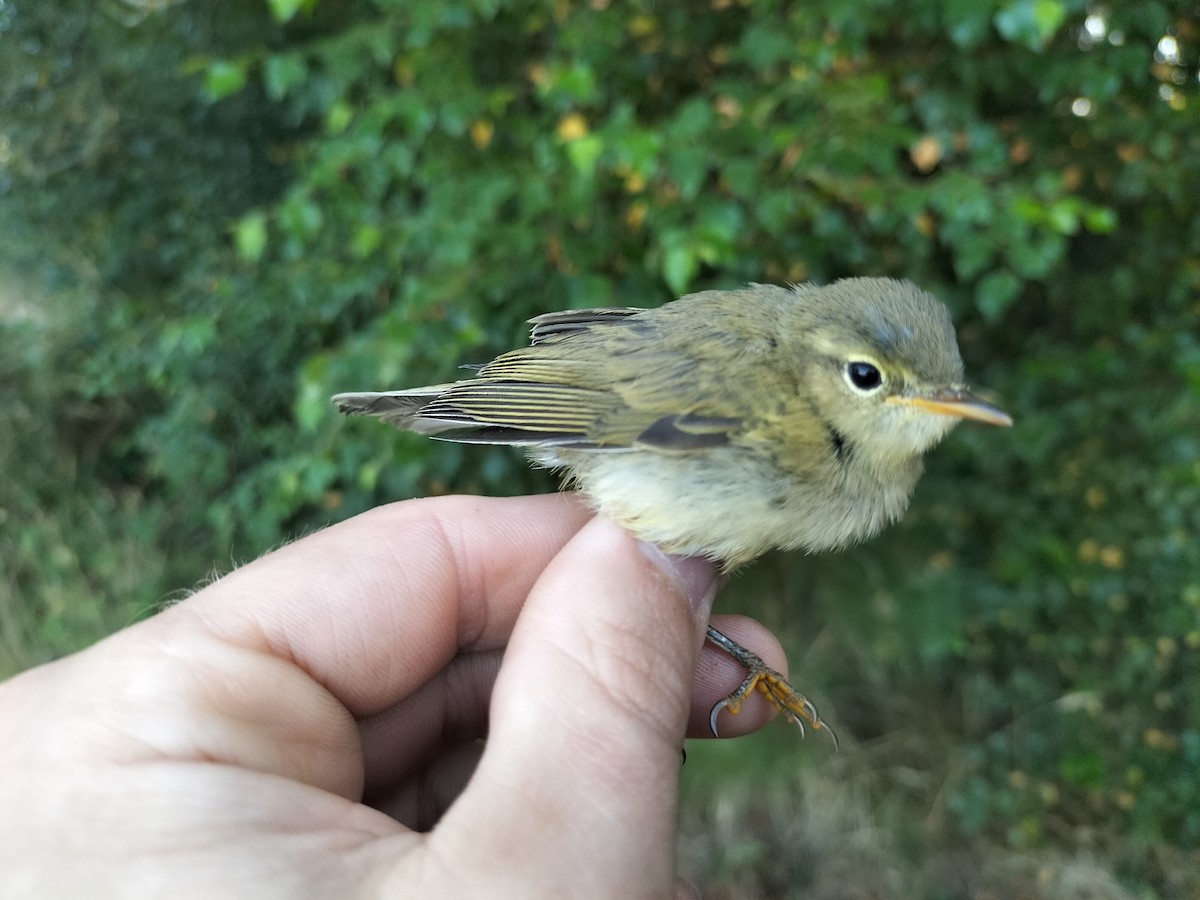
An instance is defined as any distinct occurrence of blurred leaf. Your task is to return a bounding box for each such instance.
[204,59,249,101]
[565,133,603,176]
[661,233,698,294]
[1083,205,1118,234]
[1046,199,1080,235]
[234,211,268,262]
[325,99,354,134]
[266,0,314,25]
[279,194,323,240]
[976,271,1021,321]
[351,224,382,258]
[263,54,308,101]
[994,0,1066,50]
[943,0,996,48]
[739,22,798,73]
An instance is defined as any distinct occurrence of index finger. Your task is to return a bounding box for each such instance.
[180,493,592,717]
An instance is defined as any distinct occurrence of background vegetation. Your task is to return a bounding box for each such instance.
[2,0,1197,895]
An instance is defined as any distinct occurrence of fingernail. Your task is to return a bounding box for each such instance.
[638,542,719,620]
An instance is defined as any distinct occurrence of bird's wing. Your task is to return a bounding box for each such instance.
[404,353,745,451]
[335,287,843,485]
[405,374,615,446]
[527,307,643,344]
[357,304,758,451]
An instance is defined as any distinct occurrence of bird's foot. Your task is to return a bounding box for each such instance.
[705,625,839,749]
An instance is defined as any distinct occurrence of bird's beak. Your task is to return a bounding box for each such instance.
[888,387,1013,427]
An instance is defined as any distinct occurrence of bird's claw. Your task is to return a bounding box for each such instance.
[708,697,732,738]
[705,626,840,750]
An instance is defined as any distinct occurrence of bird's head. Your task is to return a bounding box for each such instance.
[791,278,1011,465]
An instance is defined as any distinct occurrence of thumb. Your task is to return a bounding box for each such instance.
[434,516,717,896]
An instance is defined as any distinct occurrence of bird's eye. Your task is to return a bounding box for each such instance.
[845,361,884,392]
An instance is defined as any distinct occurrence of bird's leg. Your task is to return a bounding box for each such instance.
[705,625,839,749]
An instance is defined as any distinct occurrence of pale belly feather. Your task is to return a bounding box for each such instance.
[532,444,919,568]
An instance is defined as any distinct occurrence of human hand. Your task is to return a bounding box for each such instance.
[0,494,788,898]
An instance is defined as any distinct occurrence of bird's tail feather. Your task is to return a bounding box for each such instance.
[332,386,456,428]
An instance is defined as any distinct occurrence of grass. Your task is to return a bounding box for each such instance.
[678,727,1183,899]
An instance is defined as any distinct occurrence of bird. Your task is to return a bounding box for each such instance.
[333,277,1012,742]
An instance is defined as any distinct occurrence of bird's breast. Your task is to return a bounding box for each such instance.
[534,440,921,567]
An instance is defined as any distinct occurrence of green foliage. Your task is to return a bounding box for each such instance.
[2,0,1198,893]
[0,303,168,673]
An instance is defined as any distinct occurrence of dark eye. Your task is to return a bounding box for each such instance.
[845,361,883,392]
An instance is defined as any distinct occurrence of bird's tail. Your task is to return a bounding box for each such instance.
[332,385,456,429]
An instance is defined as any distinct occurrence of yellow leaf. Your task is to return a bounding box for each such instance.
[557,112,589,141]
[624,201,647,231]
[471,118,494,150]
[910,135,943,173]
[628,13,658,37]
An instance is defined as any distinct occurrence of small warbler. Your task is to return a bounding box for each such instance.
[334,278,1012,741]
